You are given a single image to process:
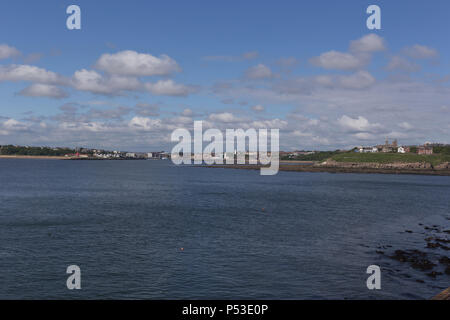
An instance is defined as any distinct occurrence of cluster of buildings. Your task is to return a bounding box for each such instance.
[280,151,316,159]
[65,148,171,160]
[356,139,434,155]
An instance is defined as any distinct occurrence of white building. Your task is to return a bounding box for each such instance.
[358,147,378,153]
[398,146,406,154]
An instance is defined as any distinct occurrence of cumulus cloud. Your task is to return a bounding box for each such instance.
[129,116,162,131]
[309,51,363,71]
[310,34,386,71]
[245,64,273,79]
[350,34,386,53]
[71,69,141,95]
[18,83,68,99]
[0,64,65,84]
[385,56,420,72]
[338,115,381,132]
[403,44,438,59]
[313,71,376,90]
[335,71,376,89]
[95,50,180,76]
[0,44,20,59]
[208,112,239,123]
[144,79,197,97]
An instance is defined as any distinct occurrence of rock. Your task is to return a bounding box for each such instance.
[427,242,441,249]
[389,249,436,271]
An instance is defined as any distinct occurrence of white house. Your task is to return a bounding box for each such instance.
[358,147,378,153]
[398,147,406,154]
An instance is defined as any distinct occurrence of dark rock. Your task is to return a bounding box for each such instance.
[427,242,441,249]
[411,259,436,271]
[389,249,436,271]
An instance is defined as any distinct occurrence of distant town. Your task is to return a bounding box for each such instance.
[0,139,449,161]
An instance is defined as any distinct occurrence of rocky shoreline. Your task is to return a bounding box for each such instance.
[203,160,450,176]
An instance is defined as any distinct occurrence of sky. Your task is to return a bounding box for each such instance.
[0,0,449,151]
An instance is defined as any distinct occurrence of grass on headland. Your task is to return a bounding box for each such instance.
[331,152,450,166]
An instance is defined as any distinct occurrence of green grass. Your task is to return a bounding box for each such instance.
[331,152,450,166]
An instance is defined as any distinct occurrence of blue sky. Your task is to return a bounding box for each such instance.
[0,0,449,151]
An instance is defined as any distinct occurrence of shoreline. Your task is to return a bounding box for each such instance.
[0,155,66,160]
[202,164,450,176]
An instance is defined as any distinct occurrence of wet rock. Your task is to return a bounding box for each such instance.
[411,259,436,271]
[389,249,436,271]
[376,250,384,255]
[435,238,450,244]
[444,230,450,234]
[416,279,425,283]
[405,230,413,233]
[445,267,450,275]
[427,242,441,249]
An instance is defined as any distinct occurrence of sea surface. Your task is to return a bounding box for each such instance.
[0,159,449,299]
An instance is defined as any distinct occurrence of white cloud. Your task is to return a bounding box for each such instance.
[208,112,239,123]
[310,51,363,71]
[313,71,375,90]
[310,34,386,71]
[336,71,376,89]
[2,118,28,131]
[398,122,413,130]
[350,34,386,53]
[129,116,162,131]
[0,64,65,84]
[18,84,68,99]
[95,50,180,76]
[338,115,380,132]
[0,44,20,59]
[144,79,197,97]
[403,44,438,59]
[71,69,141,95]
[386,56,420,72]
[245,64,273,79]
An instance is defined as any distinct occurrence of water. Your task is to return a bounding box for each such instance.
[0,159,448,299]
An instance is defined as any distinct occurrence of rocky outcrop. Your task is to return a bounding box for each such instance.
[316,160,436,170]
[435,162,450,170]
